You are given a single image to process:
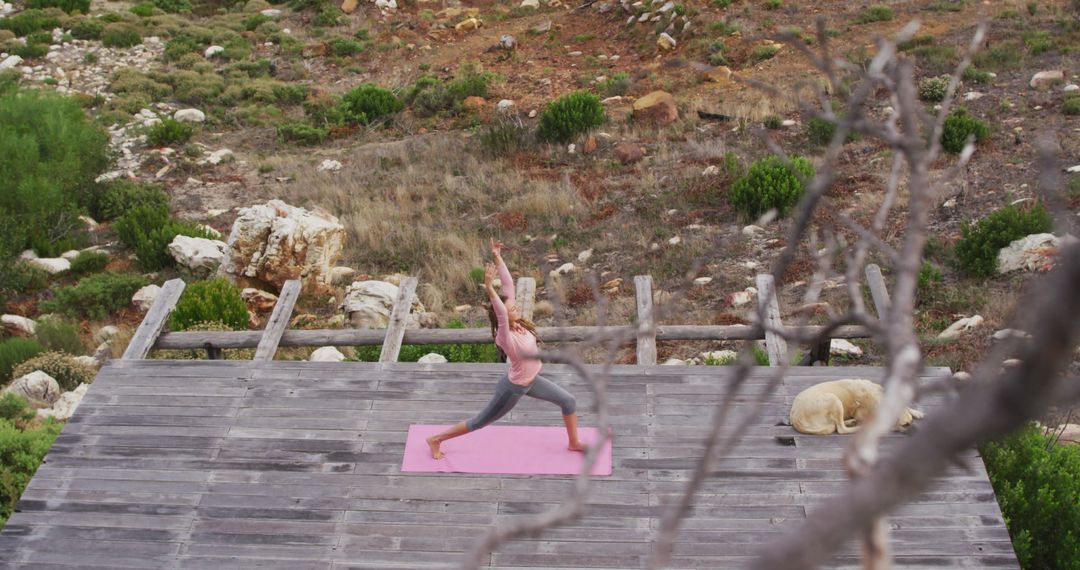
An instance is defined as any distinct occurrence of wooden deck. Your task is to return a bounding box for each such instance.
[0,361,1018,569]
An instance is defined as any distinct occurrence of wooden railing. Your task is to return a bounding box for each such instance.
[126,267,892,366]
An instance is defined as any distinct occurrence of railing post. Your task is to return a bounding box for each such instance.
[516,277,536,322]
[379,277,419,364]
[755,274,788,366]
[253,280,301,362]
[634,275,657,365]
[122,278,186,361]
[865,263,891,319]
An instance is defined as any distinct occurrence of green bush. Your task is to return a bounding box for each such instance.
[747,44,780,65]
[0,393,35,424]
[152,320,255,359]
[69,17,105,39]
[352,320,498,362]
[94,179,169,221]
[973,41,1023,70]
[941,108,989,153]
[805,116,836,145]
[0,338,47,384]
[243,13,272,31]
[12,352,95,390]
[42,272,148,320]
[480,120,530,157]
[328,36,365,56]
[339,83,403,125]
[27,0,89,13]
[163,35,201,61]
[855,4,893,23]
[1064,96,1080,116]
[68,250,109,277]
[763,115,782,129]
[114,205,214,271]
[170,278,249,331]
[981,424,1080,569]
[962,66,993,83]
[537,90,604,143]
[0,89,110,255]
[729,155,814,220]
[918,75,950,102]
[130,2,155,16]
[153,0,192,12]
[25,31,53,46]
[0,9,61,36]
[955,203,1052,277]
[0,409,61,527]
[32,317,84,355]
[271,83,308,105]
[101,23,142,48]
[145,117,195,146]
[10,43,49,59]
[221,36,252,61]
[277,121,328,145]
[169,70,225,104]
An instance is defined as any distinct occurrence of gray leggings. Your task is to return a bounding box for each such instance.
[465,374,577,432]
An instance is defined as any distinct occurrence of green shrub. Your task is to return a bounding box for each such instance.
[12,352,95,390]
[27,0,90,13]
[170,278,249,331]
[480,120,530,157]
[109,69,172,101]
[10,43,49,59]
[537,90,604,143]
[955,203,1052,277]
[94,180,169,221]
[915,261,943,303]
[729,155,814,220]
[962,66,992,83]
[129,2,155,16]
[68,250,109,277]
[0,411,61,527]
[0,338,47,383]
[1063,96,1080,116]
[747,44,780,65]
[918,75,950,102]
[339,83,403,125]
[153,0,192,12]
[940,108,989,153]
[145,117,194,146]
[69,17,104,39]
[276,121,328,145]
[32,317,84,355]
[0,9,61,36]
[26,31,53,46]
[981,424,1080,569]
[352,320,498,362]
[271,83,308,105]
[908,44,957,75]
[163,34,201,61]
[101,23,142,48]
[328,36,365,56]
[0,393,35,424]
[221,36,251,61]
[973,41,1023,70]
[169,70,225,104]
[114,205,214,271]
[42,272,148,320]
[1022,30,1054,56]
[243,13,272,31]
[805,116,837,145]
[855,4,894,23]
[763,115,782,129]
[0,89,110,255]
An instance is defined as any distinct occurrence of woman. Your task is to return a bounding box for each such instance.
[426,239,585,460]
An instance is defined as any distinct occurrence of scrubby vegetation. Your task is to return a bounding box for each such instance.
[537,91,604,143]
[170,278,249,331]
[12,352,95,391]
[941,108,990,153]
[0,394,60,527]
[954,203,1052,277]
[42,272,148,320]
[729,156,814,219]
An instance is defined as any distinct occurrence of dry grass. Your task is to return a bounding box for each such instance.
[285,134,587,306]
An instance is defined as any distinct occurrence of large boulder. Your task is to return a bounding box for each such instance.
[418,353,448,364]
[1,314,36,336]
[309,346,346,362]
[220,200,346,292]
[132,284,161,312]
[342,280,426,329]
[3,371,62,405]
[997,233,1060,274]
[168,235,227,278]
[37,384,89,421]
[632,91,679,127]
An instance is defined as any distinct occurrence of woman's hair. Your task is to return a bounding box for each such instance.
[486,296,540,347]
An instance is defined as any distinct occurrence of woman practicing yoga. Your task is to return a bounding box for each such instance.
[426,239,585,460]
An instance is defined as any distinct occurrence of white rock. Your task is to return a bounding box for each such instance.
[0,55,23,70]
[992,328,1031,341]
[206,149,234,165]
[554,262,575,275]
[73,356,99,369]
[374,0,397,9]
[657,0,674,11]
[37,384,89,421]
[309,346,346,362]
[260,8,282,16]
[938,315,984,340]
[1068,165,1080,174]
[331,266,357,285]
[520,0,539,7]
[997,233,1060,274]
[661,358,687,365]
[168,235,227,277]
[729,287,757,307]
[79,215,99,228]
[60,250,81,260]
[27,257,70,274]
[174,108,206,123]
[567,143,576,154]
[1030,69,1065,89]
[963,91,984,101]
[19,250,37,261]
[693,276,712,286]
[942,198,957,209]
[1064,84,1079,93]
[742,225,764,237]
[318,159,343,172]
[95,325,121,344]
[221,201,346,291]
[701,350,736,363]
[241,288,279,312]
[4,371,62,405]
[830,339,864,357]
[342,281,426,329]
[657,32,677,51]
[577,249,593,263]
[1,314,36,336]
[204,45,224,58]
[418,353,448,364]
[667,236,681,245]
[702,165,719,176]
[781,119,797,127]
[496,99,515,112]
[132,284,161,312]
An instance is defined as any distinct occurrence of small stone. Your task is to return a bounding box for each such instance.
[3,371,61,405]
[1029,69,1065,89]
[693,276,712,286]
[661,358,687,365]
[204,46,224,58]
[554,262,575,275]
[992,328,1031,341]
[132,284,161,312]
[95,325,121,344]
[657,32,677,51]
[174,108,206,123]
[701,349,736,363]
[260,8,282,16]
[742,225,764,237]
[418,353,448,364]
[614,142,644,164]
[499,34,516,50]
[27,257,70,274]
[60,250,81,260]
[963,91,984,101]
[520,0,539,7]
[453,304,472,313]
[577,249,593,262]
[0,55,23,70]
[318,159,343,172]
[567,143,576,154]
[242,288,279,313]
[942,198,957,209]
[331,266,357,285]
[462,96,486,111]
[206,149,234,165]
[455,17,483,32]
[582,135,598,154]
[667,236,681,245]
[729,287,757,307]
[309,346,346,362]
[496,99,514,112]
[1064,84,1079,93]
[938,315,984,340]
[830,339,863,357]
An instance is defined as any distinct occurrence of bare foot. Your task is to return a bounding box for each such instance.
[426,436,445,460]
[568,441,586,453]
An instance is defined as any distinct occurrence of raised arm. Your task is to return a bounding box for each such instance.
[484,264,510,337]
[491,238,515,300]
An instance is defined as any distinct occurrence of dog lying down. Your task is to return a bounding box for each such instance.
[789,378,924,435]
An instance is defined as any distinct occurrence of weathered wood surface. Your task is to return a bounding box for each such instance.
[866,264,892,319]
[0,362,1017,569]
[755,274,788,366]
[378,277,418,364]
[253,280,301,362]
[634,275,657,365]
[122,279,185,361]
[515,277,536,322]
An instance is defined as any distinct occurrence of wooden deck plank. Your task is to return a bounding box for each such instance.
[0,361,1017,569]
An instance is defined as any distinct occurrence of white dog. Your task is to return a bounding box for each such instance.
[789,378,923,435]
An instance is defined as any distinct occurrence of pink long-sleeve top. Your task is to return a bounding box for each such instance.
[492,260,542,386]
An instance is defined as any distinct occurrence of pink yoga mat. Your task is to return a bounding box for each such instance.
[401,424,613,476]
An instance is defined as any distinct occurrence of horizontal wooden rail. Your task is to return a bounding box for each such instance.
[154,324,872,351]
